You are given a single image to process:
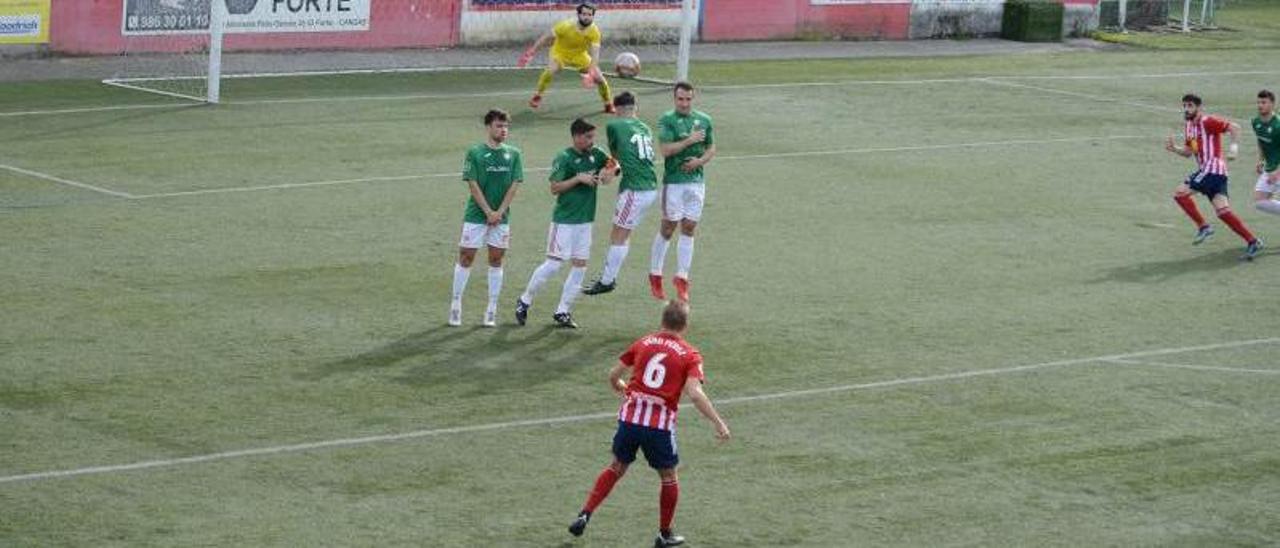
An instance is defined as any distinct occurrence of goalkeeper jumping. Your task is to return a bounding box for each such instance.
[519,2,615,114]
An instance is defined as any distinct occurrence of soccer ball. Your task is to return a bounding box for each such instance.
[614,52,641,78]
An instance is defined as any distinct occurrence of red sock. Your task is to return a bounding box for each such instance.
[659,479,679,532]
[583,467,621,513]
[1174,194,1207,227]
[1216,207,1257,243]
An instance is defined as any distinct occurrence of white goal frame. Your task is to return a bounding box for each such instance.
[103,0,697,105]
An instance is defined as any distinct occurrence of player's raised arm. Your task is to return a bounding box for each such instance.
[682,376,730,442]
[518,31,552,68]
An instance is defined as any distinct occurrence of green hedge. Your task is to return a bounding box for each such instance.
[1002,0,1065,42]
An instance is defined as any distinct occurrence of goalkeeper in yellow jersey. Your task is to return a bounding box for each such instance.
[519,2,615,114]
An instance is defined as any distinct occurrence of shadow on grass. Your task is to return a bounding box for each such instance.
[305,322,631,396]
[1088,247,1266,283]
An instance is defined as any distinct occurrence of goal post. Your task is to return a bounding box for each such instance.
[105,0,701,104]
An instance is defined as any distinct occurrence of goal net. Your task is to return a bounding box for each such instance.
[105,0,697,104]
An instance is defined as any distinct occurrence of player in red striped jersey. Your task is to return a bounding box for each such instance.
[568,300,730,547]
[1165,93,1264,260]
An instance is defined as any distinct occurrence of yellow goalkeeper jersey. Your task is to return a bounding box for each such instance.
[550,18,601,60]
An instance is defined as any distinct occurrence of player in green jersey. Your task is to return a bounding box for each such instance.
[451,109,523,327]
[1252,89,1280,219]
[515,118,616,329]
[651,81,716,302]
[583,91,661,297]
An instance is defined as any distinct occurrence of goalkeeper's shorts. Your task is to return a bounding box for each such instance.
[551,50,593,72]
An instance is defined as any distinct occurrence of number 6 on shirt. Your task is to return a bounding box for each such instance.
[642,353,667,389]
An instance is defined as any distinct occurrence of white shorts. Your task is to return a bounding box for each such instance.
[662,183,706,222]
[459,222,510,249]
[546,223,592,261]
[613,190,659,230]
[1256,171,1279,194]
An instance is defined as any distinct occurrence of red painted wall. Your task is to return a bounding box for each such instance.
[702,0,910,41]
[701,0,797,41]
[51,0,459,55]
[799,2,910,40]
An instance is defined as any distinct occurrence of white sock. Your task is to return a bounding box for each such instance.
[556,266,587,314]
[1257,199,1280,216]
[521,260,562,304]
[601,244,629,284]
[650,234,670,276]
[451,264,471,302]
[676,235,695,279]
[487,267,503,311]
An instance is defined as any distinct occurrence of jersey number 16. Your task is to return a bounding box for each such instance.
[631,134,655,162]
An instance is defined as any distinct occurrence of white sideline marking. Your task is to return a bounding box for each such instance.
[0,163,135,199]
[129,135,1142,199]
[978,78,1178,113]
[1104,358,1280,376]
[4,69,1276,117]
[1,337,1275,485]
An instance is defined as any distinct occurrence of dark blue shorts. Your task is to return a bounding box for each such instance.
[1186,171,1229,199]
[612,421,679,470]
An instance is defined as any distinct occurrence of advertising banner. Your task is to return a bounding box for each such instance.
[122,0,370,35]
[469,0,680,9]
[0,0,50,44]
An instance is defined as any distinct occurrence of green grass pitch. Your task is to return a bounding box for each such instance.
[2,28,1280,547]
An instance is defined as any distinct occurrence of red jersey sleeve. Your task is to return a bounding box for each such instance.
[1203,115,1230,134]
[619,340,641,368]
[686,350,705,383]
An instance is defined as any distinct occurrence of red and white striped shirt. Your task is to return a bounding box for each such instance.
[617,332,704,432]
[1185,115,1231,176]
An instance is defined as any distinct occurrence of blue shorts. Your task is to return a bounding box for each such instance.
[612,421,679,470]
[1186,171,1229,199]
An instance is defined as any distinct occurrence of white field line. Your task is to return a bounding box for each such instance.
[226,89,532,106]
[1006,70,1279,81]
[129,134,1143,199]
[713,134,1144,162]
[0,103,194,118]
[1104,358,1280,376]
[0,163,135,199]
[132,173,459,199]
[978,78,1178,114]
[4,69,1276,117]
[111,65,536,82]
[100,79,207,104]
[703,70,1280,91]
[129,168,549,199]
[1,337,1276,485]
